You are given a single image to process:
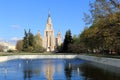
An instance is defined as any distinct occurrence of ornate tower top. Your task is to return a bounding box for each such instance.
[46,10,53,30]
[48,9,50,17]
[47,10,52,24]
[37,30,41,36]
[57,31,61,36]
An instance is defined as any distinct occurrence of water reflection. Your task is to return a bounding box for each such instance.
[80,63,120,80]
[24,69,32,79]
[43,60,55,80]
[64,63,72,80]
[23,59,41,80]
[0,59,120,80]
[56,63,62,75]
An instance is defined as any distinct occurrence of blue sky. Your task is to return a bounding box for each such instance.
[0,0,91,42]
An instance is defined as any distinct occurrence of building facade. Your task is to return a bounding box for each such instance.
[42,11,62,52]
[0,41,16,52]
[56,31,62,46]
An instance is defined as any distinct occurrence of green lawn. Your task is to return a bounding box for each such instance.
[0,52,53,56]
[85,53,120,59]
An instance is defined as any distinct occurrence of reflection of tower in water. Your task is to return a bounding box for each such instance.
[57,64,62,75]
[43,61,55,80]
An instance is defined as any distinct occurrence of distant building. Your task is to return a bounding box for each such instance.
[56,31,62,46]
[0,41,16,52]
[41,11,62,52]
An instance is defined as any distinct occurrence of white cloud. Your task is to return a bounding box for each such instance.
[0,38,4,41]
[0,38,3,40]
[11,25,21,29]
[10,37,22,41]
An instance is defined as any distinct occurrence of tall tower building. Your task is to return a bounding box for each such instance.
[56,31,62,46]
[43,11,55,52]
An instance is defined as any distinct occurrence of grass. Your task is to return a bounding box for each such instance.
[0,52,52,56]
[84,53,120,59]
[0,52,68,56]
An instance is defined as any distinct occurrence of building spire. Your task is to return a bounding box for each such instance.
[48,9,50,17]
[47,9,52,24]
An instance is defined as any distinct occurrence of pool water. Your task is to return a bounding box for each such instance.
[0,59,120,80]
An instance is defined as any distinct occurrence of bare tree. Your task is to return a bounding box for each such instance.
[16,40,23,51]
[0,44,4,52]
[110,0,120,9]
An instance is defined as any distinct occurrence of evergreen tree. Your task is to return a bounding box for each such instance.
[22,29,35,51]
[62,30,73,53]
[28,29,34,47]
[23,29,29,51]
